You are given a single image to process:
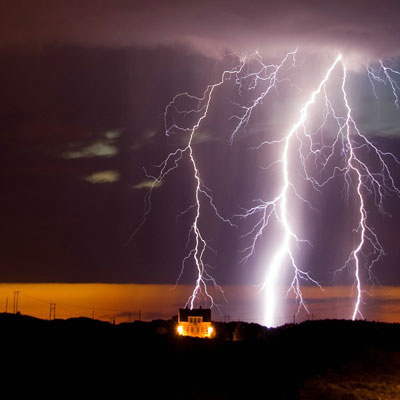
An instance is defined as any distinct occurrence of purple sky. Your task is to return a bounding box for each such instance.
[1,1,400,293]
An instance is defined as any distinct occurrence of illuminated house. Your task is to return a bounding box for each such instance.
[177,307,214,338]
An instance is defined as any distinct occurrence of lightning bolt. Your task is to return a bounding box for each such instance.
[238,54,400,327]
[336,60,400,320]
[237,55,341,327]
[137,51,299,309]
[147,66,244,309]
[137,48,400,324]
[135,60,249,309]
[367,60,400,108]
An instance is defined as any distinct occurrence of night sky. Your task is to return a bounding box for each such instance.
[1,0,400,298]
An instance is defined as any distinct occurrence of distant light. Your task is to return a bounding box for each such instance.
[208,326,213,335]
[177,325,183,335]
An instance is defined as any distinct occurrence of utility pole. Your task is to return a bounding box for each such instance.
[92,311,95,320]
[5,297,8,313]
[49,303,56,320]
[13,291,21,314]
[138,310,141,321]
[129,312,132,322]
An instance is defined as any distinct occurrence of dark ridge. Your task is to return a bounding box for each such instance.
[2,314,399,399]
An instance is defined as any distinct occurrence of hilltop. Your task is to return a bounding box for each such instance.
[2,313,399,399]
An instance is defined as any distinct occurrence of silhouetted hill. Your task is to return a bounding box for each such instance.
[2,314,399,399]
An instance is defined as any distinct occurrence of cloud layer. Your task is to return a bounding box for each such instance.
[1,1,400,60]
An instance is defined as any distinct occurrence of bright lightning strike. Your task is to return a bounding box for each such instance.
[137,48,400,325]
[265,55,341,327]
[237,55,341,327]
[336,60,400,320]
[134,60,248,309]
[136,51,299,309]
[238,54,400,327]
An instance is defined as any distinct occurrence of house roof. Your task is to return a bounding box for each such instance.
[178,308,211,322]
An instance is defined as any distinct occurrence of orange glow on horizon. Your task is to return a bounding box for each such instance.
[0,283,399,325]
[0,283,195,322]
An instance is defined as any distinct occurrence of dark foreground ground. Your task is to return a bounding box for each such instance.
[1,314,400,399]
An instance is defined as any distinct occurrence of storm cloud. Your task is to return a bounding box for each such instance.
[1,1,400,60]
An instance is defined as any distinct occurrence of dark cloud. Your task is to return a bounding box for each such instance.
[1,1,400,60]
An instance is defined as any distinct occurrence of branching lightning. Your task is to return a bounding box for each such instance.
[137,48,400,325]
[135,60,249,309]
[238,55,342,327]
[137,51,300,309]
[367,60,400,108]
[236,54,400,326]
